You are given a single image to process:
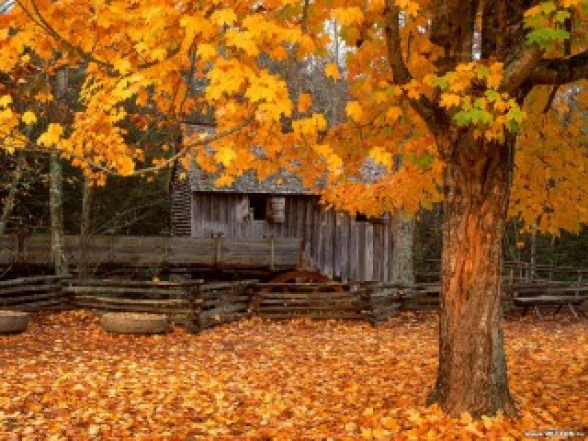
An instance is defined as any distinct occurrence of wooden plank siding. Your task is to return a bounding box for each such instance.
[170,163,192,237]
[181,191,395,282]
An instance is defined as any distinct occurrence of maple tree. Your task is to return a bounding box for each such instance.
[1,0,588,417]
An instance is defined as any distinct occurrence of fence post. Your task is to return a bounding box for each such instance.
[188,283,202,333]
[248,283,260,318]
[359,285,377,327]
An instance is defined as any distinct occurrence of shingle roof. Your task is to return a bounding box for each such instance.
[186,163,315,194]
[182,124,315,195]
[181,124,389,195]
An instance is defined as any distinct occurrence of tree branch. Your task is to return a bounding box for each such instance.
[383,1,443,133]
[1,118,253,177]
[384,0,412,85]
[502,45,544,95]
[17,0,181,72]
[301,0,310,34]
[526,50,588,86]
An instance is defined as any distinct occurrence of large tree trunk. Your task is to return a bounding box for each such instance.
[427,131,518,417]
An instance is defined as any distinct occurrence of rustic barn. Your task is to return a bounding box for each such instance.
[170,126,396,282]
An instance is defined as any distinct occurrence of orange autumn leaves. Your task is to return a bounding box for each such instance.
[0,1,587,230]
[1,311,587,439]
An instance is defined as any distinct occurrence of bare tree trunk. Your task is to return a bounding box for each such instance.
[79,176,92,279]
[49,68,70,276]
[0,153,26,235]
[391,211,415,284]
[50,154,68,276]
[427,131,518,417]
[530,222,538,279]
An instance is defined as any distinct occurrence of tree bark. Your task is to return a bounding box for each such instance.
[79,175,93,279]
[0,153,26,235]
[392,211,415,285]
[50,154,69,276]
[427,130,518,417]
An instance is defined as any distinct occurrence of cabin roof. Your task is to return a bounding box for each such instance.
[180,123,387,195]
[181,123,316,195]
[186,163,315,195]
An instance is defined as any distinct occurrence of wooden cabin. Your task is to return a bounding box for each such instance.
[170,127,395,282]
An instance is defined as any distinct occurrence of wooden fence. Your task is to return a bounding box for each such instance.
[0,277,406,327]
[199,281,255,328]
[66,279,203,325]
[249,282,406,325]
[419,260,588,284]
[2,276,585,328]
[0,235,302,271]
[0,275,69,311]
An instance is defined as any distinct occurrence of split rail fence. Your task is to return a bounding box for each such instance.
[1,277,410,328]
[1,275,586,328]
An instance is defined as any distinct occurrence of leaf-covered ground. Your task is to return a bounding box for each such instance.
[1,311,587,440]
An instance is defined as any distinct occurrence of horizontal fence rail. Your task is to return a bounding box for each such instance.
[0,235,302,271]
[1,276,586,328]
[0,275,69,311]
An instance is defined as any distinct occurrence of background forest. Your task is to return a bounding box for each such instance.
[3,151,588,278]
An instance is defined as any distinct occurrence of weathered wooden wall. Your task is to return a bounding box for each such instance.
[170,163,192,237]
[187,192,394,282]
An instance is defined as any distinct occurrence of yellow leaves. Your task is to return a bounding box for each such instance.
[325,63,340,81]
[367,0,386,12]
[0,108,14,123]
[314,143,343,173]
[268,45,288,61]
[113,58,131,75]
[214,174,235,187]
[37,123,64,148]
[385,107,403,123]
[487,63,504,90]
[0,95,12,108]
[214,144,237,167]
[210,8,237,27]
[331,7,364,25]
[561,0,582,6]
[403,80,422,100]
[226,30,258,56]
[292,113,327,135]
[297,93,313,114]
[369,146,393,169]
[117,156,135,176]
[346,101,363,122]
[21,111,37,125]
[395,0,421,16]
[197,44,217,61]
[439,93,461,109]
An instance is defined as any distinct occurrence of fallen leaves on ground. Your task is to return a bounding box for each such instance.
[0,311,586,440]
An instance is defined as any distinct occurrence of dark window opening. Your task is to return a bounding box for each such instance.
[249,195,268,220]
[356,213,368,222]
